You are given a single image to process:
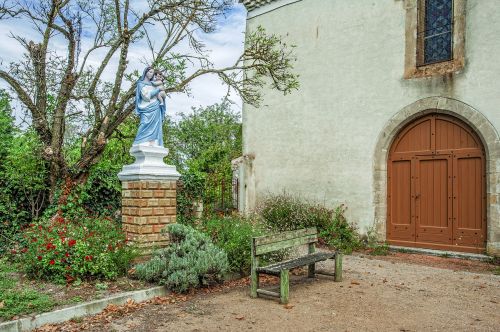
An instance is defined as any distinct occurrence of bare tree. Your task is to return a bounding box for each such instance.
[0,0,298,201]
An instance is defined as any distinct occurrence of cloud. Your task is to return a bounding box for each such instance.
[0,1,248,124]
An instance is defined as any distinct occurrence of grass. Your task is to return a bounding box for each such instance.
[0,257,55,320]
[364,229,390,256]
[369,243,390,256]
[95,283,108,291]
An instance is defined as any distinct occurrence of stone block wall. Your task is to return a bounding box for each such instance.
[121,180,177,254]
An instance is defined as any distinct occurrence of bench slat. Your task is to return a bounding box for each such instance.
[254,227,317,246]
[256,252,336,275]
[256,289,280,298]
[254,234,318,255]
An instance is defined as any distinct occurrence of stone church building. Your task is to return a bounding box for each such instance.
[237,0,500,255]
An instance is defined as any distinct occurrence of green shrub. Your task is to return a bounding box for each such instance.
[134,224,228,292]
[0,129,49,251]
[18,215,137,283]
[365,226,390,256]
[199,215,261,275]
[176,171,206,225]
[318,205,362,254]
[258,193,361,253]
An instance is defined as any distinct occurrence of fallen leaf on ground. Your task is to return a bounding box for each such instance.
[284,304,294,309]
[351,281,360,285]
[235,315,245,320]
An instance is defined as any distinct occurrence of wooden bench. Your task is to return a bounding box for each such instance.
[250,227,343,304]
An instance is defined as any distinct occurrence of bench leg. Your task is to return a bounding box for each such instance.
[334,253,343,282]
[308,263,315,278]
[250,269,259,298]
[280,269,289,304]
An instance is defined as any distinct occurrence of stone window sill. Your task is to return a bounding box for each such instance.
[404,58,465,79]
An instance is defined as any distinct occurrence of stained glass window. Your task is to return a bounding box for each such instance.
[419,0,453,65]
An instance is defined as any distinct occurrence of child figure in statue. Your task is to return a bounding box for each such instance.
[152,70,167,118]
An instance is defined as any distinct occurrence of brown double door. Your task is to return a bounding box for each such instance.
[387,114,486,253]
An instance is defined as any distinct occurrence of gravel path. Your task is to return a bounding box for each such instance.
[100,254,500,332]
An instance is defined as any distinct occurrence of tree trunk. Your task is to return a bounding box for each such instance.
[48,157,67,204]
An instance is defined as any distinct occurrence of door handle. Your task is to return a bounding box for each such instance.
[415,193,421,199]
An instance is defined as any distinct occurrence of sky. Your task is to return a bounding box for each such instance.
[0,1,248,125]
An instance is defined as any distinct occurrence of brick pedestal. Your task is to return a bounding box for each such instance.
[118,145,180,254]
[121,180,177,253]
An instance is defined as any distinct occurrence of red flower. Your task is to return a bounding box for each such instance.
[46,243,56,250]
[68,239,76,247]
[11,249,17,254]
[65,252,70,257]
[37,256,42,260]
[107,245,113,251]
[31,237,38,242]
[49,260,55,265]
[21,248,28,253]
[85,255,92,261]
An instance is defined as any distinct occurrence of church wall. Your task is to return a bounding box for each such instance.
[241,0,500,251]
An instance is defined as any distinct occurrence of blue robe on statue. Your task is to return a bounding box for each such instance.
[133,73,165,147]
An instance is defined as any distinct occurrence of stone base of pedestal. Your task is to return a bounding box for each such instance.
[118,146,180,255]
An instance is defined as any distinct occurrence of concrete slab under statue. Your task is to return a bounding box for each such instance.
[118,145,180,181]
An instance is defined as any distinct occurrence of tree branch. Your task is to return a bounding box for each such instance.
[0,69,51,142]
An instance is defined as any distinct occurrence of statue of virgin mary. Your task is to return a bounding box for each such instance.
[133,66,164,147]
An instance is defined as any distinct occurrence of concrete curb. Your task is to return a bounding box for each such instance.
[0,286,168,332]
[389,245,492,261]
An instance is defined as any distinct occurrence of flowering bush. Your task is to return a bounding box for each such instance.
[19,215,136,283]
[258,193,362,253]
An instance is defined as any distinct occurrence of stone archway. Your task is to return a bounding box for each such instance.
[373,97,500,255]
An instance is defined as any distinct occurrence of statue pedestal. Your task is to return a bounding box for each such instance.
[118,145,180,255]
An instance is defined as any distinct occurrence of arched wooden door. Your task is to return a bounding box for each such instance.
[387,114,486,253]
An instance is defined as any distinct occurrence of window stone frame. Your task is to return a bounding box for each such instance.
[404,0,466,79]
